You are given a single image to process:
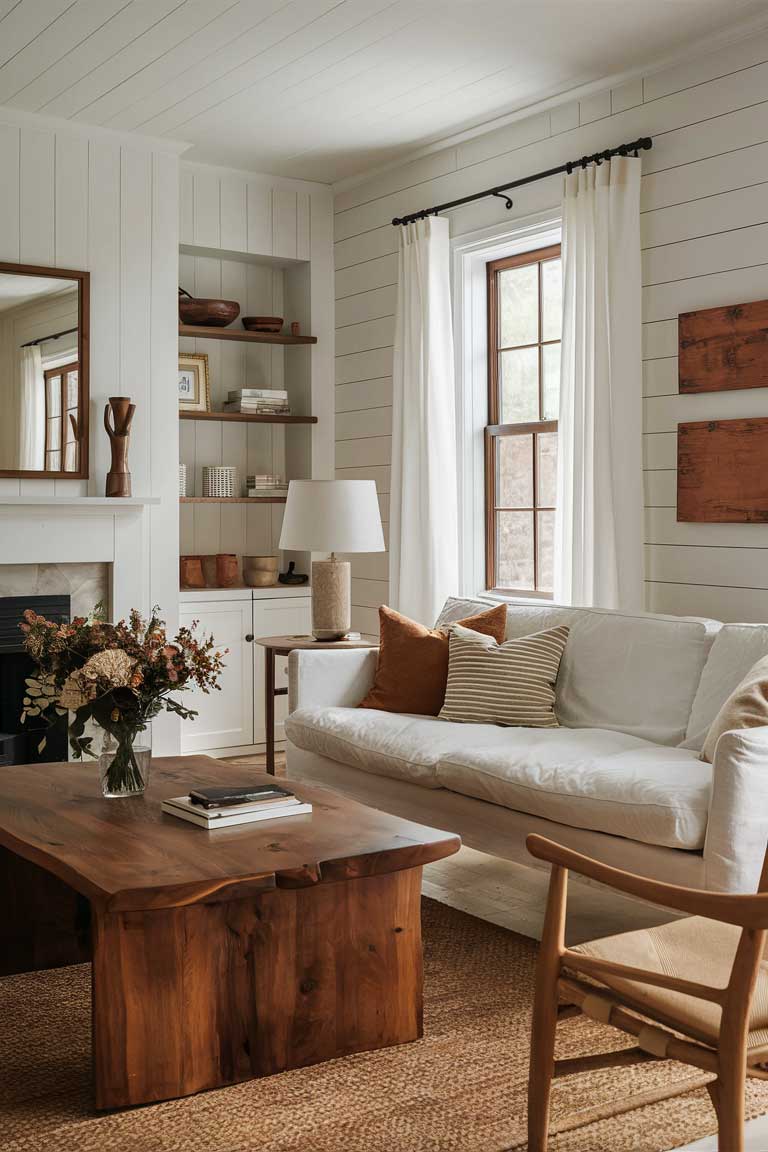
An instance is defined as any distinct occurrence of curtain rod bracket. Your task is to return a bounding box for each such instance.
[491,191,513,210]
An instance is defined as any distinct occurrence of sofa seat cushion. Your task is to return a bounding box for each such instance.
[436,731,711,850]
[285,706,522,788]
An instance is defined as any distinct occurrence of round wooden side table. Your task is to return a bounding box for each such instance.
[254,635,377,774]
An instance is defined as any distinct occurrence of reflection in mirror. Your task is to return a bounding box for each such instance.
[0,264,87,477]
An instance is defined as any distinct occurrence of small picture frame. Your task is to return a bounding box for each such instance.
[178,353,210,412]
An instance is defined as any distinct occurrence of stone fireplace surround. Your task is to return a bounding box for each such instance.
[0,564,108,618]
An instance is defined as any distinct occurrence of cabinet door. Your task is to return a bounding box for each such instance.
[253,598,312,745]
[180,600,254,752]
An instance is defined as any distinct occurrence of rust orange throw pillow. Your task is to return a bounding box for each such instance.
[358,603,508,716]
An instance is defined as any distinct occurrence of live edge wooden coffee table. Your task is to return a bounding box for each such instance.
[0,756,459,1110]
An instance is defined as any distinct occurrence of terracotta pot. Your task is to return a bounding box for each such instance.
[216,553,240,587]
[179,288,240,327]
[180,556,205,589]
[201,555,218,587]
[243,555,279,587]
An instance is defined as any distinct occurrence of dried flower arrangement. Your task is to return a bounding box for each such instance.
[20,604,225,796]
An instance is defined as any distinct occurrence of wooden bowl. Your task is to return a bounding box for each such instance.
[246,571,278,588]
[179,295,240,327]
[242,316,283,333]
[243,555,279,587]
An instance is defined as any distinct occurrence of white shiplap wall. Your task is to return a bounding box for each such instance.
[0,107,181,751]
[334,31,768,633]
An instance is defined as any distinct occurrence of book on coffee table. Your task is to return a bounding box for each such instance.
[162,795,312,829]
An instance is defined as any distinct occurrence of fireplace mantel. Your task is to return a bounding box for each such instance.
[0,497,160,617]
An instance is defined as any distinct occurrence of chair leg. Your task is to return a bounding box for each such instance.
[527,865,567,1152]
[715,1047,746,1152]
[706,1077,720,1123]
[527,969,560,1151]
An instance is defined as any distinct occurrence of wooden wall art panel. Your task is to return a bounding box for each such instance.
[679,299,768,393]
[678,417,768,522]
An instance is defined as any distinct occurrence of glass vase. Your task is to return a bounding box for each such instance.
[98,724,151,798]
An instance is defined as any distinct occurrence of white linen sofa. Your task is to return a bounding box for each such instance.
[285,598,768,893]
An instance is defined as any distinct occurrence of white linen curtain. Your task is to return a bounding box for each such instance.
[18,345,45,471]
[390,216,459,624]
[554,156,644,610]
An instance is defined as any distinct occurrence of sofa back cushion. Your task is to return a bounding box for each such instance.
[685,624,768,751]
[437,598,579,639]
[436,599,719,745]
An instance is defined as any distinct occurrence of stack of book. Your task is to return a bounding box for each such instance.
[161,785,311,829]
[246,473,288,498]
[223,388,290,415]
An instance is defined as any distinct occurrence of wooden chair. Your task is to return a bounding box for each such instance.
[526,832,768,1152]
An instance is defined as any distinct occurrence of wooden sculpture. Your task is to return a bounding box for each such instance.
[104,396,135,498]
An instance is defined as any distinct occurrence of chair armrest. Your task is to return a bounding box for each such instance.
[288,648,379,712]
[526,833,768,928]
[704,725,768,893]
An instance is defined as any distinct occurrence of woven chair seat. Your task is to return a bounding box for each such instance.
[571,916,768,1057]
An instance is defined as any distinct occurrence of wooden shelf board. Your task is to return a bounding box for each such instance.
[179,410,316,425]
[179,324,316,345]
[180,496,287,504]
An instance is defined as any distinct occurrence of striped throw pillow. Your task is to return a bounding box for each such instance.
[439,623,569,727]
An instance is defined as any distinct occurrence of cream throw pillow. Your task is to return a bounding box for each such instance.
[701,654,768,763]
[439,623,569,727]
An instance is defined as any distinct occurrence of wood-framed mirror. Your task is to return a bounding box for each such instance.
[0,261,89,479]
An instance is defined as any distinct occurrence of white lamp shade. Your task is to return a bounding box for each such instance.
[279,480,385,553]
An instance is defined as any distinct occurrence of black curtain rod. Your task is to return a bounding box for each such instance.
[391,135,653,226]
[21,326,78,348]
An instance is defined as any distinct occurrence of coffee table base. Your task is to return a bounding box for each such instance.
[89,868,422,1108]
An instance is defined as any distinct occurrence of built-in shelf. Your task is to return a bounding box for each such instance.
[180,496,287,504]
[179,324,317,345]
[180,410,317,425]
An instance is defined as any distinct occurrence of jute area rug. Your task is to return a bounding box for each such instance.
[2,898,767,1152]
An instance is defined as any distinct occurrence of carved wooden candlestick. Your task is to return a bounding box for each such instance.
[104,396,135,498]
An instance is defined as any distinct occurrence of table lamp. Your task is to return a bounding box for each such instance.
[279,479,385,640]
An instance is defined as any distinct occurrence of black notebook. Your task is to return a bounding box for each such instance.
[189,784,295,810]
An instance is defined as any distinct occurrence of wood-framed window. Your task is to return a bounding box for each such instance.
[44,363,80,473]
[485,244,562,597]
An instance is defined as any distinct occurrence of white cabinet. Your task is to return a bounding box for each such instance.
[179,599,254,752]
[179,592,311,755]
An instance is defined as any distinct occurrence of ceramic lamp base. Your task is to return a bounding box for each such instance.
[311,557,351,640]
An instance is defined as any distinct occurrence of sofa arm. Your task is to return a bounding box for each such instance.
[288,648,379,712]
[704,726,768,892]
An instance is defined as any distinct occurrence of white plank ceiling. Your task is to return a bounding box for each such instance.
[0,0,766,181]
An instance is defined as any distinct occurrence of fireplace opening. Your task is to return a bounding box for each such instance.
[0,595,69,766]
